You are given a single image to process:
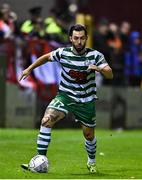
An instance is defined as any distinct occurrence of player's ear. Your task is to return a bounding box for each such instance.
[69,36,73,42]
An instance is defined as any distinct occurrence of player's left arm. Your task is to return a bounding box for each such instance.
[88,64,113,79]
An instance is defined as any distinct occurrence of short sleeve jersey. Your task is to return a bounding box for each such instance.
[50,47,108,103]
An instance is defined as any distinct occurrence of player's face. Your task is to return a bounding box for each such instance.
[70,30,88,53]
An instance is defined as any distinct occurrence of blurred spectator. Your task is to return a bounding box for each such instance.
[29,17,45,39]
[44,8,68,46]
[20,6,45,38]
[125,31,142,86]
[119,21,131,85]
[93,18,111,62]
[1,3,17,21]
[107,23,125,86]
[93,18,111,86]
[0,3,18,35]
[0,10,12,39]
[108,23,122,51]
[119,21,131,51]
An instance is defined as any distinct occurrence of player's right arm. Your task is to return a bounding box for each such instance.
[19,52,52,81]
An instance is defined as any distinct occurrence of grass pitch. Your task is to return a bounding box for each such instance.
[0,128,142,179]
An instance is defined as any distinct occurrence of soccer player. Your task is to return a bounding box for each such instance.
[19,24,113,173]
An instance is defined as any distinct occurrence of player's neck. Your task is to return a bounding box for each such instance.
[72,47,86,56]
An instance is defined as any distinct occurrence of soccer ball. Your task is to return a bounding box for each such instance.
[28,155,49,173]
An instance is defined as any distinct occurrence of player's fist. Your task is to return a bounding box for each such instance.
[87,64,100,72]
[19,68,31,81]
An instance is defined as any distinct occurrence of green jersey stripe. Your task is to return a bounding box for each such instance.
[61,54,95,61]
[61,62,88,70]
[52,55,57,61]
[97,61,105,66]
[59,90,96,98]
[56,51,60,60]
[60,81,96,91]
[95,55,102,63]
[96,58,106,66]
[59,85,96,99]
[87,72,95,80]
[62,51,96,59]
[63,48,72,52]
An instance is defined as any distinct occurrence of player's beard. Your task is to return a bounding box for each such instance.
[73,43,86,53]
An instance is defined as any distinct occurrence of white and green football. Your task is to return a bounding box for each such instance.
[28,155,49,173]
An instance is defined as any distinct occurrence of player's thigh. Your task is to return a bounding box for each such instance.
[41,108,66,127]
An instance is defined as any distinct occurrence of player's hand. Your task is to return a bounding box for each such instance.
[87,64,100,72]
[19,68,32,81]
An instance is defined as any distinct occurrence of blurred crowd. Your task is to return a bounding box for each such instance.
[0,3,142,89]
[0,3,71,44]
[93,19,142,87]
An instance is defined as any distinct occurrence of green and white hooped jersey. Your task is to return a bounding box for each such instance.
[50,47,108,103]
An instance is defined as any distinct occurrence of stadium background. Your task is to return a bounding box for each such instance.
[1,0,142,30]
[0,0,142,179]
[0,0,142,129]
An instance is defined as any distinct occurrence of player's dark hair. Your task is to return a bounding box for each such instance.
[69,24,87,36]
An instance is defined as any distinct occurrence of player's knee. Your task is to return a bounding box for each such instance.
[41,114,54,128]
[84,131,94,141]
